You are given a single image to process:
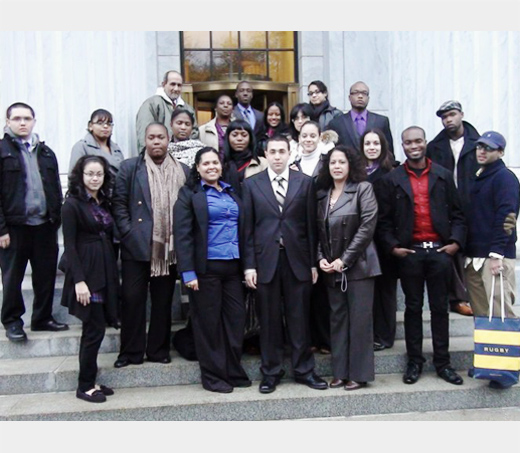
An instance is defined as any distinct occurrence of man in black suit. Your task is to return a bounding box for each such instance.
[232,81,264,137]
[327,81,394,155]
[377,126,466,386]
[243,135,328,394]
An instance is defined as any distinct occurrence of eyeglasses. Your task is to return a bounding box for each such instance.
[350,90,369,96]
[476,144,496,152]
[83,172,105,178]
[93,121,114,127]
[307,90,321,97]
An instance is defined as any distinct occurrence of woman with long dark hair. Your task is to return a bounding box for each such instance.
[316,146,381,391]
[174,147,250,393]
[307,80,342,130]
[167,108,205,167]
[199,94,234,159]
[360,129,398,352]
[222,120,267,196]
[256,101,290,157]
[61,155,120,403]
[288,103,313,156]
[69,109,124,178]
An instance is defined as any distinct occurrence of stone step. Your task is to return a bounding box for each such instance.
[0,310,475,359]
[0,370,517,421]
[0,337,474,395]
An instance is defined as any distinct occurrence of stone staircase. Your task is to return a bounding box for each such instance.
[1,274,520,421]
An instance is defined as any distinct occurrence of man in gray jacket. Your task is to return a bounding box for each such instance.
[135,70,198,151]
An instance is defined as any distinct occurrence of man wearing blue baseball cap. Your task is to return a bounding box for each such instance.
[465,131,519,323]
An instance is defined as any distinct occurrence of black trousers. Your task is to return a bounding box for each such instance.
[78,303,105,392]
[398,248,452,372]
[309,273,331,350]
[118,260,176,363]
[0,222,58,328]
[257,249,315,378]
[189,259,249,392]
[372,273,398,348]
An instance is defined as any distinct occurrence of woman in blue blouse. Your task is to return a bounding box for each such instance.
[174,147,250,393]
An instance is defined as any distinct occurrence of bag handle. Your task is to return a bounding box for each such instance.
[488,271,505,322]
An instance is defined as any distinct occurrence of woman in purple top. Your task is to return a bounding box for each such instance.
[61,155,120,403]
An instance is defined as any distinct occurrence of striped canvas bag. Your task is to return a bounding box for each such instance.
[473,272,520,387]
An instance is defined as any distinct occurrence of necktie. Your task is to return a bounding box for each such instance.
[355,115,365,136]
[245,108,255,127]
[274,176,286,212]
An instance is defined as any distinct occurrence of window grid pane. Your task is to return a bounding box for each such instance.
[182,32,295,83]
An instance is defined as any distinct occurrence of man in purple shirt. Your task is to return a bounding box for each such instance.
[327,81,394,155]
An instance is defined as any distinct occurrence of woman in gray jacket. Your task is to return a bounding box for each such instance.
[69,109,125,178]
[316,145,381,391]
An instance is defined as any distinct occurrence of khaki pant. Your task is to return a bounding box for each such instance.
[465,258,517,318]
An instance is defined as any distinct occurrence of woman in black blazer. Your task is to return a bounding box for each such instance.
[173,147,250,393]
[61,155,119,403]
[360,129,398,352]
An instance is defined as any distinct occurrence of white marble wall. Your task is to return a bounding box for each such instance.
[299,31,520,167]
[0,31,157,173]
[2,31,518,171]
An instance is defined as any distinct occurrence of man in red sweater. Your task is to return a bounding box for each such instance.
[377,126,467,386]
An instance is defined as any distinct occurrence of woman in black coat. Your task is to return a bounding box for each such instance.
[316,146,381,391]
[61,155,119,403]
[307,80,343,131]
[360,129,398,351]
[173,147,250,393]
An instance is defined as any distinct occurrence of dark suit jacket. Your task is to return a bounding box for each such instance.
[173,183,246,275]
[242,169,317,284]
[112,153,189,262]
[327,110,394,155]
[232,105,264,136]
[376,161,466,255]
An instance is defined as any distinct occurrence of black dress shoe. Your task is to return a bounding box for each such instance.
[437,367,463,385]
[373,342,386,351]
[488,380,514,390]
[31,319,69,332]
[113,358,143,368]
[344,380,367,391]
[76,389,106,403]
[403,362,422,384]
[5,325,27,342]
[295,373,328,390]
[329,378,345,388]
[259,371,285,394]
[97,385,114,396]
[259,377,278,394]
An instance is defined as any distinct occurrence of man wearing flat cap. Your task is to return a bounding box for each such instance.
[465,131,519,327]
[426,100,480,316]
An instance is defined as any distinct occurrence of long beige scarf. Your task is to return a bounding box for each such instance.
[144,153,186,276]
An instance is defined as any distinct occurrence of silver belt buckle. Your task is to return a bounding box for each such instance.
[423,241,434,249]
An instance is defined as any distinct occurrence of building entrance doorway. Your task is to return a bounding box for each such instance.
[183,81,299,126]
